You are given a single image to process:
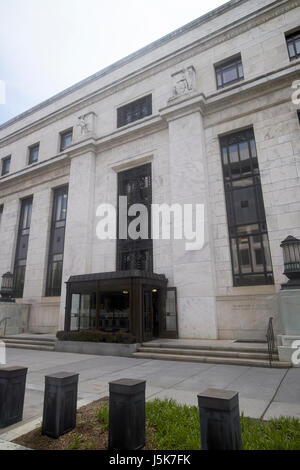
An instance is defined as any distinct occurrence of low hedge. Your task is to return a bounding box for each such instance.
[56,330,136,344]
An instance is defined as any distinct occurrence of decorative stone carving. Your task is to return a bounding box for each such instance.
[74,111,97,141]
[170,66,196,99]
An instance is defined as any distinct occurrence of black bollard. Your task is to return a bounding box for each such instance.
[109,378,146,450]
[42,372,79,438]
[0,366,28,428]
[197,388,242,450]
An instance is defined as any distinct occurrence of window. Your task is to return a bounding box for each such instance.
[1,156,11,176]
[117,164,153,271]
[0,205,3,225]
[28,143,39,164]
[117,95,152,128]
[298,110,300,126]
[46,186,68,296]
[13,197,33,298]
[60,129,73,151]
[286,30,300,61]
[215,55,244,89]
[219,128,274,286]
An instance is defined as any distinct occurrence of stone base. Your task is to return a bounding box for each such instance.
[278,289,300,335]
[0,302,30,335]
[55,340,139,357]
[277,335,300,367]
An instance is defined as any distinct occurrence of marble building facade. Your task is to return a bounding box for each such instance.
[0,0,300,340]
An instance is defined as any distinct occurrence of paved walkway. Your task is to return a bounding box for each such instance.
[0,347,299,444]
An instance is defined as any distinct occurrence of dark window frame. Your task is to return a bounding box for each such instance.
[60,128,73,151]
[117,163,153,272]
[45,185,68,297]
[215,54,244,90]
[117,95,152,128]
[28,143,39,165]
[13,196,33,298]
[286,29,300,61]
[1,155,11,176]
[219,128,274,287]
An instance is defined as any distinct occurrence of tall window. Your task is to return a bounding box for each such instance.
[60,129,73,151]
[46,186,68,296]
[286,30,300,61]
[117,164,153,271]
[220,128,274,286]
[28,143,39,165]
[0,205,3,226]
[117,95,152,128]
[13,197,33,298]
[1,156,11,176]
[215,55,244,89]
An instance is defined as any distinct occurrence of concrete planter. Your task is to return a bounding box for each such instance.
[55,340,138,357]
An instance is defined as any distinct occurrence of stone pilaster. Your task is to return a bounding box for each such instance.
[160,96,218,339]
[59,148,96,329]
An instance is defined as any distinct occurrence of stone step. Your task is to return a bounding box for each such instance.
[4,343,55,352]
[132,352,290,368]
[0,335,56,343]
[140,342,270,354]
[2,338,56,347]
[137,346,278,361]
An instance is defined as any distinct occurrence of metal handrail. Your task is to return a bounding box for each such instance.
[0,317,10,337]
[266,317,275,367]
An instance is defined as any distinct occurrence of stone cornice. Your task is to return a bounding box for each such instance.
[159,60,300,122]
[1,58,298,186]
[0,152,70,190]
[0,0,299,147]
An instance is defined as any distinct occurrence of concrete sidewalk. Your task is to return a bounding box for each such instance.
[0,347,299,445]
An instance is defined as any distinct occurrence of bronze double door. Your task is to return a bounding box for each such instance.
[142,287,178,341]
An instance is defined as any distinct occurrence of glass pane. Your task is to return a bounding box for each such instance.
[288,43,295,58]
[70,294,80,331]
[222,65,238,84]
[250,139,257,158]
[262,234,273,271]
[250,235,264,273]
[229,144,239,163]
[165,290,177,332]
[217,71,222,88]
[238,62,244,78]
[56,194,62,221]
[239,142,250,161]
[99,292,129,332]
[295,39,300,54]
[80,295,91,330]
[238,238,252,273]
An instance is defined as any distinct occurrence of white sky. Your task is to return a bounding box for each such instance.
[0,0,226,124]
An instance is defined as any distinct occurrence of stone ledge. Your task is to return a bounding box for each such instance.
[55,340,139,357]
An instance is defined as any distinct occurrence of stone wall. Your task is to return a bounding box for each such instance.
[0,302,30,336]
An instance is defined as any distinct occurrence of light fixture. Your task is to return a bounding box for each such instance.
[122,290,129,295]
[0,272,14,302]
[280,236,300,289]
[152,289,158,293]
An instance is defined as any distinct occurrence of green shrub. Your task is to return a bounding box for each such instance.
[56,330,136,344]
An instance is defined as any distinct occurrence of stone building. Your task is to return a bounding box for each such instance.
[0,0,299,342]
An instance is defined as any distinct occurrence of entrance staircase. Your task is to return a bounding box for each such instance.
[0,334,56,352]
[132,339,291,368]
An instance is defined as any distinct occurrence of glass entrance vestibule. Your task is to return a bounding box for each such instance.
[64,271,178,342]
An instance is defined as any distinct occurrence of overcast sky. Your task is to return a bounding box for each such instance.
[0,0,226,125]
